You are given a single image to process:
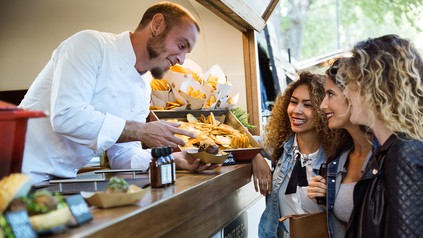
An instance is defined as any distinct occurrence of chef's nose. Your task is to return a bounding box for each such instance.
[178,53,187,65]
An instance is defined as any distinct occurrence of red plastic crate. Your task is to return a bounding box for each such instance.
[0,100,46,179]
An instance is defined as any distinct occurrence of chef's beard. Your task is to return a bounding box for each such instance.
[147,37,165,59]
[147,32,168,79]
[150,67,165,79]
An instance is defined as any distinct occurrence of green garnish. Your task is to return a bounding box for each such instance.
[107,177,129,193]
[231,107,256,129]
[20,190,64,215]
[0,214,14,238]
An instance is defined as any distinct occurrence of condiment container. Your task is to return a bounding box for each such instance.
[150,147,166,188]
[165,146,176,184]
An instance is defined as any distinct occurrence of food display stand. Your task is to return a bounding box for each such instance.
[0,1,280,237]
[52,164,256,237]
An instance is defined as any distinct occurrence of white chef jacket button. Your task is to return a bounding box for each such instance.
[45,175,50,179]
[74,169,78,172]
[333,162,336,165]
[131,108,135,112]
[112,93,117,97]
[332,179,335,183]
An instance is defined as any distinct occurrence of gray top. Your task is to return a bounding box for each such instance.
[333,182,357,223]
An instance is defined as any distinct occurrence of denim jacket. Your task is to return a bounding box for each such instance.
[326,138,379,238]
[258,134,327,238]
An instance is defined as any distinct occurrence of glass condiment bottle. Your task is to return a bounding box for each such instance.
[150,147,165,188]
[165,146,176,184]
[161,147,172,185]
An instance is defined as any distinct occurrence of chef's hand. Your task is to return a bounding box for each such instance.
[252,154,272,195]
[172,150,221,173]
[307,175,327,203]
[173,150,220,172]
[119,120,197,148]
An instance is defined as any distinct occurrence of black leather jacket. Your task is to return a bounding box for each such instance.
[346,134,423,238]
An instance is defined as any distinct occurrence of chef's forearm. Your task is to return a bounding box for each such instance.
[117,120,145,143]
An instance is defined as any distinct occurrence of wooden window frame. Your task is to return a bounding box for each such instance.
[195,0,279,135]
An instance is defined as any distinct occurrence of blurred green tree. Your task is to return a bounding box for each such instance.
[277,0,423,60]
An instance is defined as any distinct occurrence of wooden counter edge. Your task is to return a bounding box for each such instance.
[62,163,256,237]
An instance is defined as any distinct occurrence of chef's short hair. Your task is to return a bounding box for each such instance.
[136,1,200,33]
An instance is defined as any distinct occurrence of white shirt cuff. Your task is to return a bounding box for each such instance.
[98,112,126,151]
[130,149,151,171]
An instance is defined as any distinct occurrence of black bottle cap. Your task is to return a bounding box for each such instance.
[151,147,163,158]
[165,146,172,156]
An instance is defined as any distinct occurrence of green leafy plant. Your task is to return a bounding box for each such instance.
[231,107,256,130]
[0,214,14,238]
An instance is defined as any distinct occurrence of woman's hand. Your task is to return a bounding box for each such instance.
[307,175,327,203]
[252,154,272,195]
[173,150,219,172]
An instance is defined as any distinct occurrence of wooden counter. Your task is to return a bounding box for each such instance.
[56,163,261,238]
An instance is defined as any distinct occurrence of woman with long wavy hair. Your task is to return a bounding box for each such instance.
[307,60,379,238]
[337,34,423,237]
[255,71,333,237]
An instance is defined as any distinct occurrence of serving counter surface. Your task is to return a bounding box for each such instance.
[54,163,260,238]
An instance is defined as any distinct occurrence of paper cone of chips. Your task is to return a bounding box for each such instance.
[203,94,218,109]
[150,94,166,110]
[164,70,192,91]
[151,90,187,110]
[149,59,240,111]
[150,79,170,91]
[217,93,239,109]
[179,80,208,110]
[165,59,203,89]
[168,91,188,111]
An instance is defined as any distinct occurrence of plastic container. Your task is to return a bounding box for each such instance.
[0,100,46,179]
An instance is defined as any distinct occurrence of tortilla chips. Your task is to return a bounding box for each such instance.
[173,113,252,150]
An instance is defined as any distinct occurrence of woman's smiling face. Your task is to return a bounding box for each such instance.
[287,84,316,134]
[320,78,351,129]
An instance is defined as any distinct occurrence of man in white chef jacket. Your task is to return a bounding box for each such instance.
[19,1,214,184]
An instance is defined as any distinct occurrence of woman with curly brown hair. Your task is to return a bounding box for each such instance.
[337,34,423,237]
[256,71,333,237]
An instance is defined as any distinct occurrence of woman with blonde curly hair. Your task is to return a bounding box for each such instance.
[307,59,379,238]
[337,34,423,237]
[255,71,333,237]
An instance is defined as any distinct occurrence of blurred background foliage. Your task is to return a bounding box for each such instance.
[272,0,423,61]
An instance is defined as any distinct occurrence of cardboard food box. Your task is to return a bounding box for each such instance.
[186,148,229,164]
[148,109,261,162]
[81,184,146,208]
